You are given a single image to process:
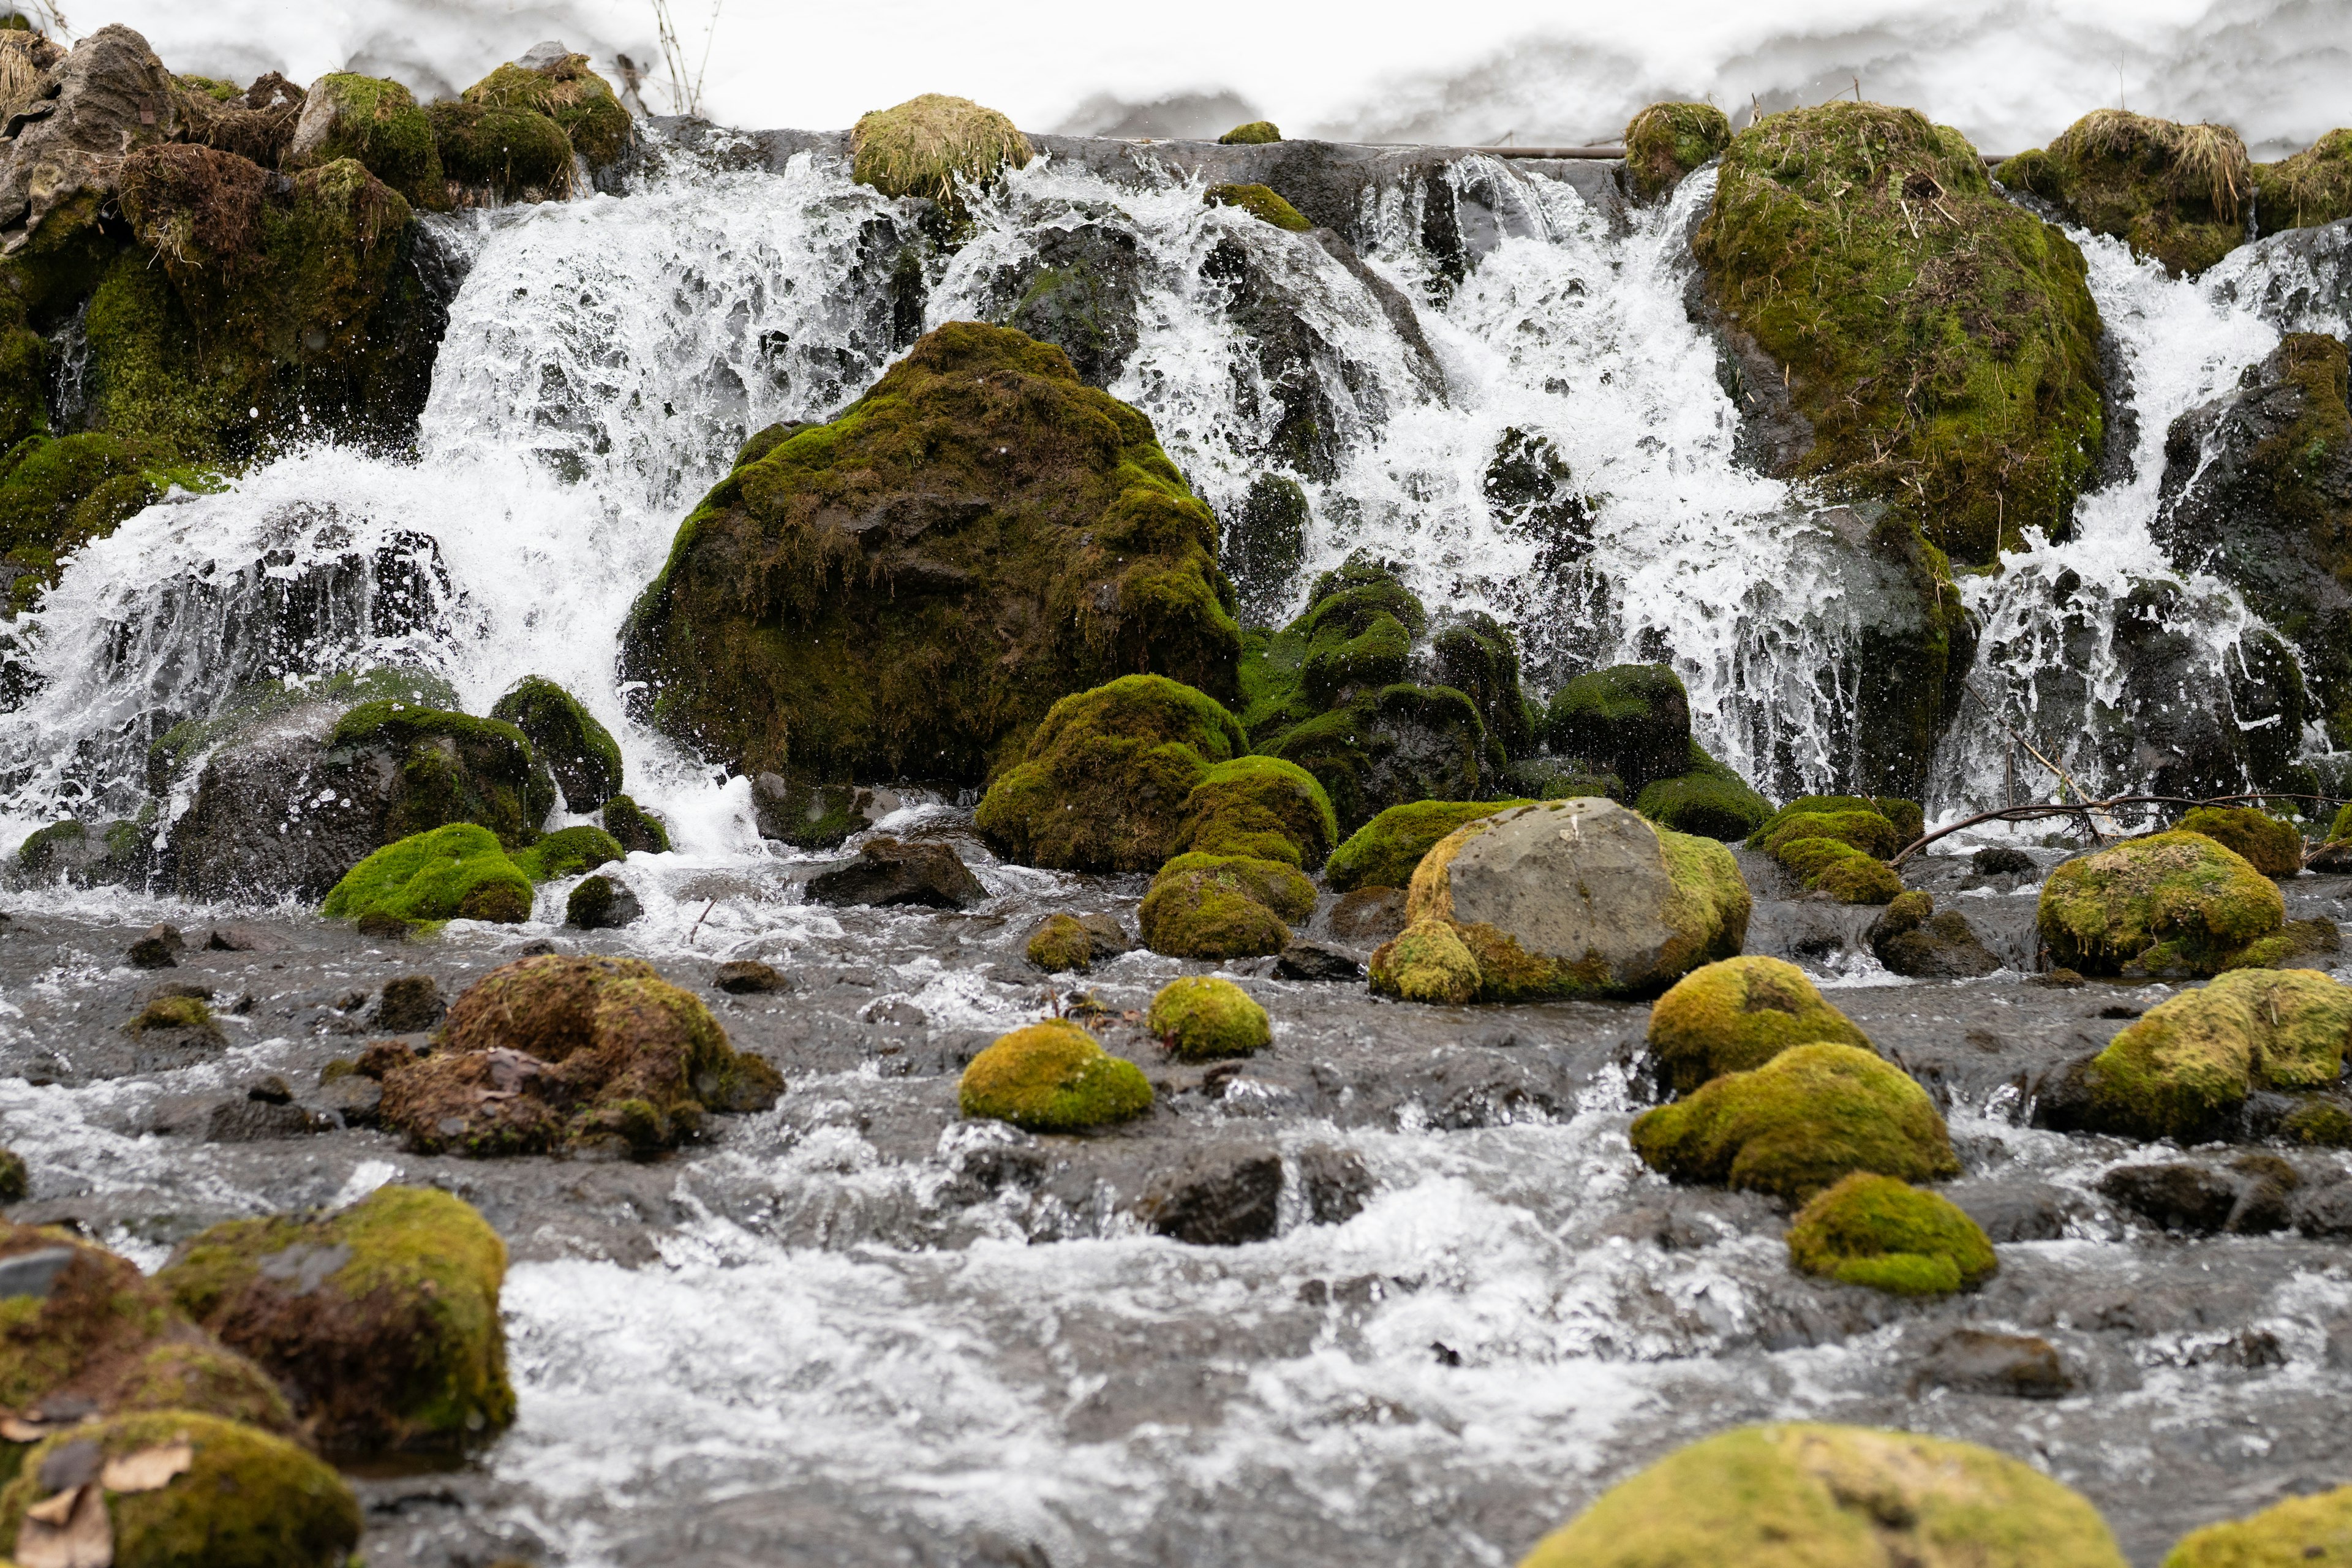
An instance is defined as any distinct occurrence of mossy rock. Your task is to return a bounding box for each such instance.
[1207,183,1311,232]
[1698,102,2105,564]
[330,698,554,847]
[1633,742,1773,840]
[1648,954,1873,1095]
[322,824,533,925]
[2176,805,2304,877]
[286,73,445,210]
[2070,967,2352,1141]
[2038,831,2285,974]
[975,676,1244,872]
[0,1147,22,1202]
[128,994,222,1043]
[1758,807,1902,861]
[490,675,624,812]
[158,1185,511,1454]
[1629,1041,1957,1200]
[2253,129,2352,237]
[1223,474,1309,627]
[1999,110,2251,275]
[0,1409,361,1567]
[1623,101,1731,203]
[2164,1483,2352,1566]
[510,824,623,884]
[1269,682,1498,833]
[1430,611,1537,758]
[958,1019,1152,1131]
[601,793,671,854]
[1025,913,1095,972]
[429,100,576,200]
[1173,753,1336,869]
[1804,844,1905,905]
[1139,851,1313,959]
[851,93,1031,219]
[147,665,458,796]
[620,322,1240,785]
[1546,663,1691,794]
[1517,1422,2127,1568]
[1325,799,1532,893]
[1787,1171,1996,1295]
[0,431,213,611]
[378,954,784,1156]
[1368,917,1480,1005]
[1218,121,1281,145]
[1148,976,1270,1061]
[462,50,632,169]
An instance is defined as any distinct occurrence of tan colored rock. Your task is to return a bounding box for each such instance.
[0,24,179,253]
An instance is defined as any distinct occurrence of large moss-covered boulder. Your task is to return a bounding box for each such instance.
[378,954,783,1156]
[1546,664,1691,794]
[1401,797,1750,1001]
[490,675,624,812]
[958,1019,1152,1131]
[2056,967,2352,1141]
[1517,1423,2127,1568]
[1139,851,1314,959]
[158,1185,510,1453]
[329,698,554,847]
[1647,955,1872,1094]
[1624,101,1732,203]
[1698,102,2105,564]
[1787,1172,1997,1296]
[321,823,534,924]
[852,93,1031,219]
[1325,799,1531,893]
[429,99,575,202]
[462,47,632,170]
[1629,1041,1958,1200]
[284,72,444,209]
[2253,129,2352,237]
[619,323,1240,785]
[1999,110,2251,276]
[2038,831,2286,975]
[2165,1485,2352,1566]
[1170,754,1336,868]
[2176,805,2304,876]
[975,676,1243,872]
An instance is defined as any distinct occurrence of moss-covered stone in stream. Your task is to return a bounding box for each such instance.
[1623,101,1731,203]
[1647,954,1874,1095]
[330,698,554,847]
[1697,102,2105,564]
[1545,663,1691,794]
[1172,753,1336,869]
[429,100,576,202]
[2037,831,2285,976]
[0,431,217,611]
[2253,129,2352,236]
[1219,121,1281,145]
[158,1184,512,1454]
[619,323,1241,786]
[1368,916,1481,1005]
[2176,804,2304,876]
[510,824,623,883]
[321,823,533,924]
[600,793,672,855]
[1999,110,2252,275]
[1147,975,1270,1061]
[850,94,1031,220]
[1207,183,1311,232]
[285,73,445,210]
[0,1409,360,1567]
[462,51,633,170]
[1633,743,1773,841]
[2164,1484,2352,1566]
[958,1019,1152,1132]
[1324,799,1534,893]
[1138,852,1311,960]
[1785,1171,1997,1295]
[1518,1423,2127,1568]
[490,674,624,812]
[2065,967,2352,1142]
[145,665,458,795]
[1025,913,1095,973]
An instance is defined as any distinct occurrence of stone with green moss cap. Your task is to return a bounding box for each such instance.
[2176,805,2304,876]
[2254,129,2352,237]
[1545,664,1693,794]
[2163,1484,2352,1566]
[959,1019,1152,1131]
[463,47,632,170]
[491,675,624,812]
[1148,976,1270,1061]
[1139,851,1314,960]
[601,793,672,854]
[0,1409,360,1568]
[159,1184,511,1454]
[1787,1172,1996,1295]
[1999,110,2251,276]
[2038,831,2285,975]
[1219,121,1281,145]
[1207,183,1311,232]
[1172,753,1336,869]
[323,823,533,925]
[1623,101,1731,204]
[1325,799,1534,893]
[430,99,576,201]
[851,93,1031,219]
[0,431,214,611]
[1630,1041,1957,1201]
[332,696,554,846]
[1647,954,1872,1094]
[284,72,446,209]
[1515,1422,2127,1568]
[1026,913,1095,972]
[1634,743,1773,841]
[1368,917,1480,1005]
[511,823,623,883]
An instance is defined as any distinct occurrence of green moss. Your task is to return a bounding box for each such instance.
[1647,955,1873,1094]
[1809,849,1904,905]
[159,1185,511,1453]
[293,74,445,210]
[1367,916,1481,1005]
[16,818,83,870]
[489,675,624,812]
[977,675,1246,872]
[1698,102,2106,563]
[429,100,575,199]
[1147,975,1270,1060]
[1025,913,1094,972]
[1174,753,1337,868]
[331,699,554,846]
[1431,611,1537,758]
[0,1147,22,1202]
[1137,854,1306,959]
[1629,1041,1957,1200]
[510,824,624,883]
[462,53,632,169]
[1545,663,1692,792]
[1219,121,1281,145]
[1635,743,1773,840]
[957,1019,1152,1131]
[1207,183,1311,232]
[1872,797,1926,844]
[2253,129,2352,237]
[1786,1171,1996,1295]
[621,323,1241,785]
[2177,805,2304,877]
[850,93,1031,218]
[2283,1096,2352,1147]
[0,322,43,452]
[113,1340,295,1433]
[1519,1423,2127,1568]
[600,793,672,854]
[1624,101,1732,203]
[1325,799,1529,892]
[322,823,534,924]
[2038,831,2285,974]
[2077,967,2352,1140]
[1270,682,1493,832]
[130,995,217,1036]
[2000,110,2250,275]
[2165,1482,2352,1565]
[1761,809,1902,861]
[1748,795,1879,845]
[0,432,208,609]
[0,1410,361,1567]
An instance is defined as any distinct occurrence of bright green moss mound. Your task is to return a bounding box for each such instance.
[1787,1172,1996,1295]
[1805,844,1905,904]
[322,823,533,924]
[2078,967,2352,1140]
[2176,805,2304,877]
[463,51,633,169]
[1138,853,1309,959]
[1758,806,1902,860]
[0,1410,361,1567]
[511,824,624,883]
[2165,1483,2352,1566]
[1634,745,1773,841]
[620,322,1241,786]
[1207,183,1311,232]
[1546,663,1691,792]
[1517,1423,2127,1568]
[159,1185,512,1454]
[851,93,1032,216]
[1325,799,1532,892]
[1148,976,1271,1061]
[1697,102,2105,564]
[1174,753,1336,869]
[331,698,554,846]
[429,100,575,198]
[1999,110,2251,276]
[1026,913,1094,972]
[1624,101,1732,203]
[491,674,624,812]
[2037,831,2285,974]
[959,1019,1153,1131]
[976,675,1246,872]
[0,432,214,610]
[1219,121,1281,145]
[293,74,445,210]
[2254,129,2352,237]
[1629,1041,1958,1200]
[601,793,672,854]
[1368,917,1480,1005]
[1648,954,1873,1094]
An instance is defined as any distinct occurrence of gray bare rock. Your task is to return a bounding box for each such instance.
[1322,886,1406,941]
[1136,1144,1284,1245]
[1276,938,1363,981]
[162,700,397,904]
[1910,1329,2074,1400]
[806,836,985,910]
[204,1098,333,1143]
[0,24,178,252]
[1875,910,2002,978]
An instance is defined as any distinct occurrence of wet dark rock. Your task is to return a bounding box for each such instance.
[1912,1329,2074,1400]
[565,873,643,929]
[1276,938,1363,981]
[1324,886,1406,942]
[1224,474,1310,626]
[1136,1143,1283,1245]
[205,924,284,953]
[2293,1178,2352,1238]
[1947,1181,2073,1243]
[355,911,412,941]
[2098,1156,2299,1235]
[1874,909,2002,978]
[372,974,445,1033]
[751,772,900,851]
[126,922,183,970]
[316,1073,383,1128]
[1972,845,2037,876]
[203,1098,333,1142]
[714,960,790,995]
[807,837,986,910]
[246,1075,293,1105]
[983,217,1144,388]
[1295,1144,1372,1224]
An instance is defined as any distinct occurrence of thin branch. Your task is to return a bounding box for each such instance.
[1890,791,2349,867]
